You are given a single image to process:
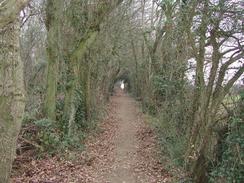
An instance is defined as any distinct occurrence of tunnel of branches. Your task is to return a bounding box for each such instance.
[0,0,244,182]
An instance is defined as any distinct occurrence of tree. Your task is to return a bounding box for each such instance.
[184,0,244,181]
[0,0,30,182]
[44,0,64,120]
[64,0,125,136]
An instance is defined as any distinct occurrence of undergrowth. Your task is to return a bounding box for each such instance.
[20,85,100,157]
[209,93,244,183]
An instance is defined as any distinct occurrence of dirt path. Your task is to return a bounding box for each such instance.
[11,89,171,183]
[107,90,139,182]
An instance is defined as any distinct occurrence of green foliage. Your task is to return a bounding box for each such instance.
[74,87,87,129]
[147,74,190,167]
[26,81,98,156]
[22,113,37,124]
[143,101,158,116]
[33,118,85,155]
[240,90,244,101]
[155,109,188,166]
[56,96,71,135]
[153,75,172,96]
[152,74,184,101]
[31,83,93,155]
[60,133,85,151]
[210,117,244,183]
[34,119,61,154]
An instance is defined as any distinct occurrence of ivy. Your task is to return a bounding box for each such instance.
[210,117,244,183]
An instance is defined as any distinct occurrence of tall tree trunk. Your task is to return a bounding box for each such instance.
[66,31,98,136]
[0,19,25,182]
[44,0,63,120]
[131,40,139,97]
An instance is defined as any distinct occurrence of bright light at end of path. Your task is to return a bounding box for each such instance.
[121,81,125,90]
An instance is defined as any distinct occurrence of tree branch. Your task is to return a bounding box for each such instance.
[0,0,31,28]
[223,65,244,94]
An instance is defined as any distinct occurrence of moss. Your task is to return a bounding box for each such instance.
[73,31,98,60]
[0,96,14,126]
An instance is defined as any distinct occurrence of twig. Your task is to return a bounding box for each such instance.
[19,137,43,151]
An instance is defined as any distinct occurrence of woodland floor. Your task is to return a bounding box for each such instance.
[11,89,172,183]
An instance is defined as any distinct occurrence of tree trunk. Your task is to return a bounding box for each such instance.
[66,31,98,135]
[131,40,139,97]
[191,148,209,183]
[44,0,64,120]
[0,19,25,183]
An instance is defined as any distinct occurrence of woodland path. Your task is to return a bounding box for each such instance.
[12,89,171,183]
[89,88,171,183]
[107,89,149,182]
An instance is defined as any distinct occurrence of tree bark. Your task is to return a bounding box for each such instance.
[0,19,25,183]
[44,0,64,120]
[66,31,98,136]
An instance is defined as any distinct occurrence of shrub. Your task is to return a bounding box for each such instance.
[33,118,86,155]
[74,88,87,129]
[209,92,244,182]
[210,117,244,182]
[155,111,188,167]
[34,119,61,154]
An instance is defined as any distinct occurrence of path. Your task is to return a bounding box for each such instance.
[11,89,171,183]
[108,89,140,182]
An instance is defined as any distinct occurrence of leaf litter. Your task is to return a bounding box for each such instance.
[11,94,172,183]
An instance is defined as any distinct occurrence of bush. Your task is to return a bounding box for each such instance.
[74,88,87,129]
[22,112,37,124]
[21,83,100,156]
[33,118,86,155]
[61,133,85,151]
[210,117,244,183]
[34,119,61,154]
[209,93,244,182]
[147,74,190,167]
[155,112,187,167]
